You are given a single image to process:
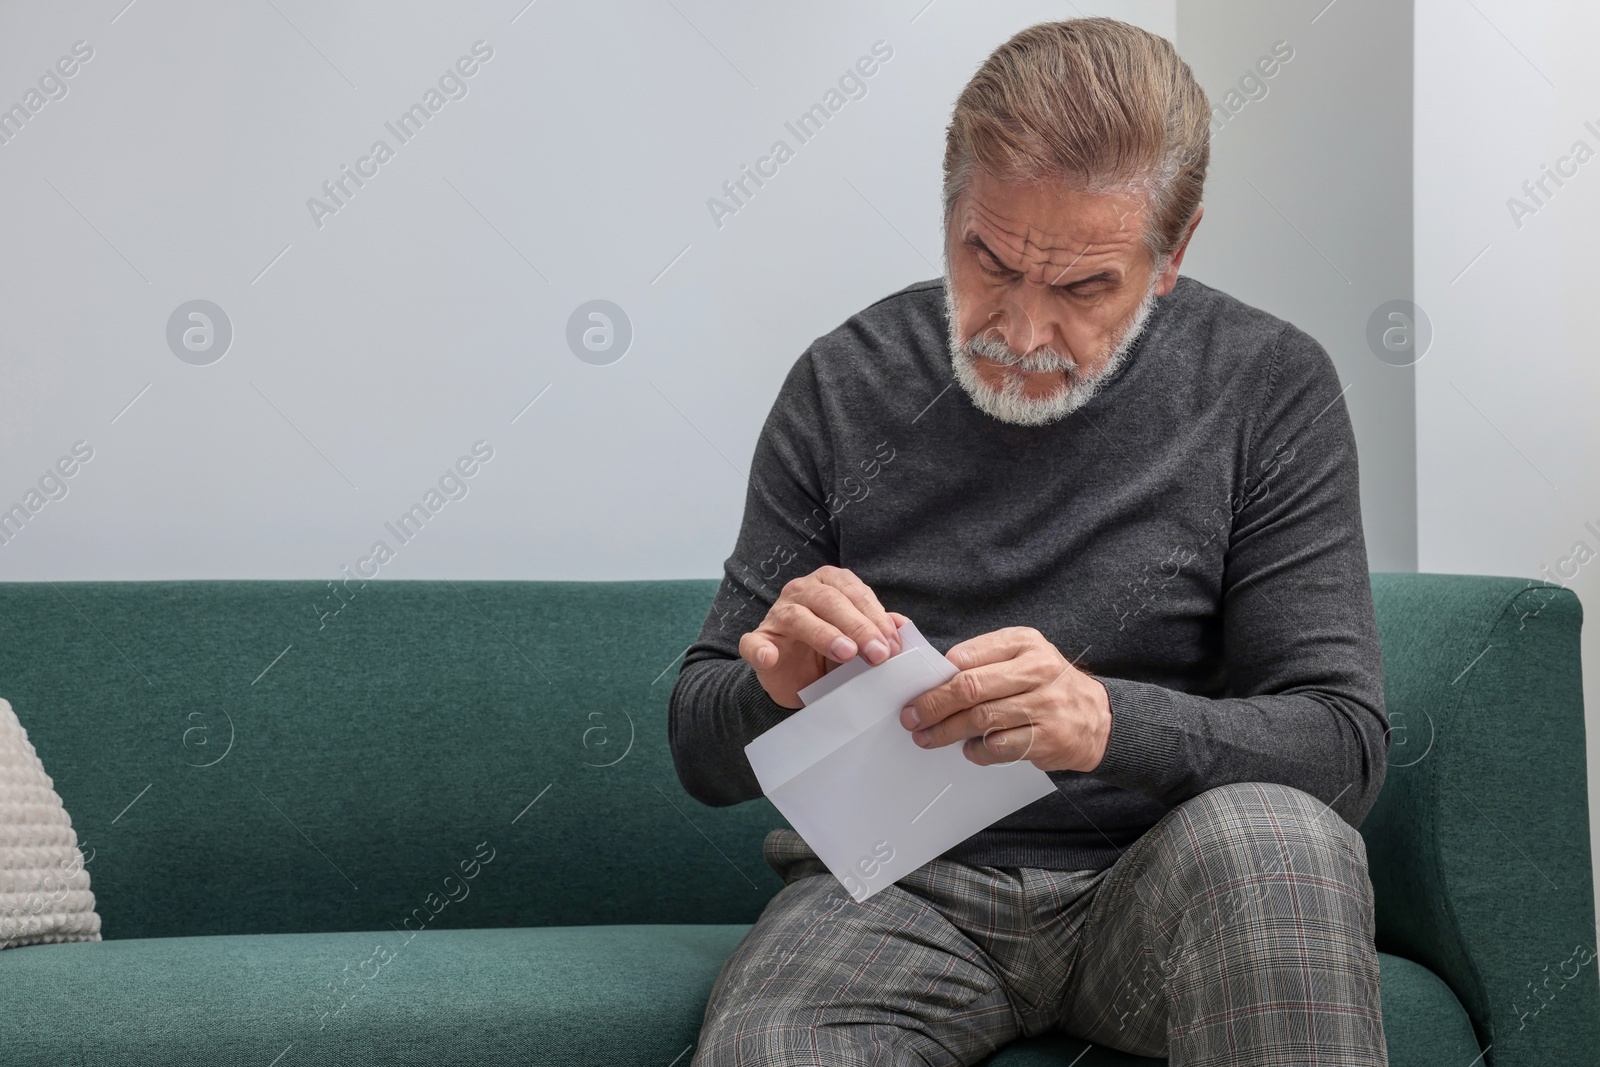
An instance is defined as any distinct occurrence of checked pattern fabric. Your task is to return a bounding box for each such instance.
[691,781,1386,1067]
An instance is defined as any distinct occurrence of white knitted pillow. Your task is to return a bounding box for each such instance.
[0,696,101,949]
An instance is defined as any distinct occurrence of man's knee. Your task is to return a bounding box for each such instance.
[1142,784,1385,1051]
[694,955,844,1067]
[695,1013,847,1067]
[692,874,1005,1067]
[1167,781,1374,911]
[695,992,912,1067]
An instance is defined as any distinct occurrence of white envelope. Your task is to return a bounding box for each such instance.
[794,617,938,707]
[793,617,940,710]
[744,621,1058,903]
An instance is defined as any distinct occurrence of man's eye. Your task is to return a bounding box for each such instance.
[978,257,1010,277]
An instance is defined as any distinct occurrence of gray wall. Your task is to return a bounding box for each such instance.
[0,0,1174,582]
[1175,0,1417,573]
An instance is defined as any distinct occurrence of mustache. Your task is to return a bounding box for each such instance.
[961,331,1078,375]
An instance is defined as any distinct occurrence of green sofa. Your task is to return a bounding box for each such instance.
[0,573,1593,1065]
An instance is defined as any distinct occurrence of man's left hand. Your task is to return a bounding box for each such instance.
[899,627,1112,772]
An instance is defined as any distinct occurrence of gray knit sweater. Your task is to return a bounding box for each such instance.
[667,273,1388,872]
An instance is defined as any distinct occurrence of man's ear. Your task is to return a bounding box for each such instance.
[1155,204,1204,294]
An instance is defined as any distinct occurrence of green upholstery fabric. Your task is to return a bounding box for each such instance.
[0,580,790,939]
[0,924,747,1065]
[1363,574,1600,1063]
[0,574,1591,1065]
[0,932,1467,1067]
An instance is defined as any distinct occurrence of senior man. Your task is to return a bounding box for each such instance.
[669,16,1389,1067]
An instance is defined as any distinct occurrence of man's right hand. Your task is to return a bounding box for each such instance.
[738,565,906,709]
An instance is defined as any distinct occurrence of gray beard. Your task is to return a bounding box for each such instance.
[944,271,1162,427]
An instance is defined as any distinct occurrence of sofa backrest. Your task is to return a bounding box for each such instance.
[1,579,784,940]
[5,572,1593,998]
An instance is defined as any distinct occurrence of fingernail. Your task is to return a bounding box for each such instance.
[829,636,855,661]
[903,703,920,727]
[864,639,890,664]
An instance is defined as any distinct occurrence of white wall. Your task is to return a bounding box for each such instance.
[0,0,1173,583]
[1414,0,1600,951]
[1176,0,1417,574]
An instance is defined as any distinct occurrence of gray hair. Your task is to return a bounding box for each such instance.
[941,17,1210,272]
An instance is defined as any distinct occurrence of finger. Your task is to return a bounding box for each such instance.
[904,660,1033,731]
[770,594,869,664]
[885,611,912,653]
[913,694,1025,752]
[789,577,893,664]
[739,628,782,671]
[816,568,901,657]
[963,724,1039,767]
[944,626,1042,670]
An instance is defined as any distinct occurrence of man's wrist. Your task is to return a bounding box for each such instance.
[734,661,801,733]
[1089,677,1183,797]
[1085,676,1112,771]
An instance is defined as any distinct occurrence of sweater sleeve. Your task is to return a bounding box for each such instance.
[1088,324,1390,830]
[667,349,841,807]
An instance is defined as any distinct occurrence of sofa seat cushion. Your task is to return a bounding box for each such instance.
[0,924,1479,1067]
[0,923,748,1066]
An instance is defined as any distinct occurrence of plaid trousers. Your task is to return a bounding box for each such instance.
[690,781,1387,1066]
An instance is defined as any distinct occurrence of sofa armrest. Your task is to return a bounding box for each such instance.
[1363,573,1599,1065]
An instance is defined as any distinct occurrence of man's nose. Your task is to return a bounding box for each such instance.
[992,286,1063,355]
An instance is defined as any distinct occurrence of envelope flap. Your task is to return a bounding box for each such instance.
[744,644,956,794]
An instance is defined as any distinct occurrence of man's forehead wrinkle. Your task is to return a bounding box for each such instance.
[968,199,1031,254]
[972,200,1091,254]
[1007,230,1128,282]
[963,194,1145,289]
[969,219,1086,276]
